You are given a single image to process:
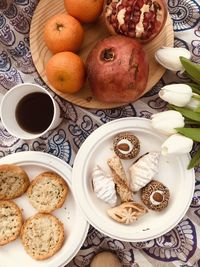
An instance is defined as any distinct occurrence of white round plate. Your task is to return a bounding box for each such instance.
[0,151,89,267]
[72,117,195,242]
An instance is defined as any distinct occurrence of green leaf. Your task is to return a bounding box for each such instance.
[176,127,200,142]
[180,57,200,84]
[187,73,200,85]
[188,148,200,169]
[187,83,200,94]
[194,106,200,113]
[168,104,200,122]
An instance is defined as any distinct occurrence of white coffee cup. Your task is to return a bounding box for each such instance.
[0,83,62,140]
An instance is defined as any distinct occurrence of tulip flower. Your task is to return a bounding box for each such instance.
[158,84,193,107]
[151,110,185,135]
[186,97,200,110]
[161,134,193,156]
[155,56,200,169]
[155,47,191,72]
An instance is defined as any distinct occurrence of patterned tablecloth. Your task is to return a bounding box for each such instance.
[0,0,200,266]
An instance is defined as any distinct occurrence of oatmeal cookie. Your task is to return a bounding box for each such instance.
[0,200,23,246]
[0,164,30,200]
[27,171,68,213]
[20,213,65,260]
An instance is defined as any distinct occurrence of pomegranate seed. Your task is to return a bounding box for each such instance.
[111,14,116,22]
[128,0,135,5]
[111,2,117,8]
[134,5,140,10]
[142,31,148,38]
[117,4,124,11]
[126,6,132,13]
[150,11,156,20]
[120,24,128,32]
[124,14,131,22]
[136,0,144,8]
[144,12,152,20]
[123,2,129,7]
[134,10,141,16]
[128,31,136,37]
[143,21,149,29]
[128,23,135,30]
[112,22,118,30]
[122,0,128,5]
[132,15,140,23]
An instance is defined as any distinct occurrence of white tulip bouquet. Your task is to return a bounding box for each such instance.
[151,47,200,169]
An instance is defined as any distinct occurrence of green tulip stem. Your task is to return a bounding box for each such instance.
[168,104,200,122]
[192,94,200,100]
[185,120,200,125]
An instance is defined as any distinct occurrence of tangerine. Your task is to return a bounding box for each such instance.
[44,13,84,54]
[45,52,85,94]
[64,0,104,23]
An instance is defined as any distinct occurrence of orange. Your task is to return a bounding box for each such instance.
[45,52,85,93]
[64,0,104,23]
[44,13,84,54]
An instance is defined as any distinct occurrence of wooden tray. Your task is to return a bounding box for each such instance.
[30,0,174,109]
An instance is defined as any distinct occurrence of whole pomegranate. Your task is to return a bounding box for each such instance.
[86,36,149,103]
[104,0,167,43]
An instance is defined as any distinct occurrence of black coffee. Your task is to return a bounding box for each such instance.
[15,92,54,134]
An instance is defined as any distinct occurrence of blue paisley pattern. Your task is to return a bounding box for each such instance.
[0,24,16,46]
[0,14,6,28]
[0,0,200,266]
[0,67,23,89]
[69,115,99,149]
[0,50,11,72]
[14,0,30,5]
[94,104,136,123]
[0,126,19,148]
[15,143,29,152]
[10,11,30,34]
[190,181,200,219]
[143,79,165,97]
[0,1,8,10]
[168,0,200,31]
[174,37,190,49]
[3,3,18,19]
[143,219,197,262]
[8,40,29,57]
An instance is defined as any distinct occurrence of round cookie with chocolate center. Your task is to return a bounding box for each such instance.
[113,132,140,160]
[141,180,170,211]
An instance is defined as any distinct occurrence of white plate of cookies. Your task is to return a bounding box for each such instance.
[72,117,195,242]
[0,151,89,267]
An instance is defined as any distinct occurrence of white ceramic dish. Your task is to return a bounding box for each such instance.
[0,151,89,267]
[72,117,195,242]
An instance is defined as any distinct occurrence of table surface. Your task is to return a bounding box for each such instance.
[0,0,200,267]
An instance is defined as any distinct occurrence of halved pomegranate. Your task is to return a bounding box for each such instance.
[104,0,167,43]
